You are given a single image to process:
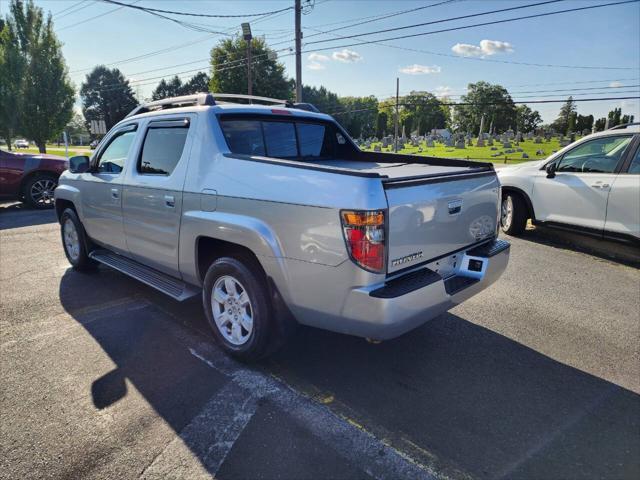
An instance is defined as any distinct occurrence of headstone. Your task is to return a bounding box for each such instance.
[522,153,529,159]
[455,139,465,149]
[381,138,389,148]
[516,148,523,152]
[373,145,381,152]
[502,141,512,149]
[490,146,498,151]
[426,138,434,147]
[487,137,494,146]
[534,136,542,144]
[467,138,473,146]
[536,149,545,155]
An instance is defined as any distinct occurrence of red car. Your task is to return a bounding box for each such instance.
[0,149,69,208]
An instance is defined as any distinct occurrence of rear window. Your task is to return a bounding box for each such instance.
[220,116,342,160]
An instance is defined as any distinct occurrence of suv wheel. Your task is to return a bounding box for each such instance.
[24,173,57,209]
[500,192,528,235]
[60,208,96,271]
[203,257,276,361]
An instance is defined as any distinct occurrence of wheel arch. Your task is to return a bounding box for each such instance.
[501,186,536,221]
[19,170,59,197]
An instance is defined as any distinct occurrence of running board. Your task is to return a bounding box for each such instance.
[89,249,200,301]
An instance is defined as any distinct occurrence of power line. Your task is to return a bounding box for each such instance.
[305,0,566,46]
[52,1,88,18]
[54,1,96,21]
[299,0,638,71]
[58,1,141,32]
[99,0,294,18]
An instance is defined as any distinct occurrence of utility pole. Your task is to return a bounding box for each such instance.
[394,77,399,152]
[241,23,253,96]
[295,0,302,102]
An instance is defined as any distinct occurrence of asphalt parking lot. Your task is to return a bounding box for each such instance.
[1,203,639,480]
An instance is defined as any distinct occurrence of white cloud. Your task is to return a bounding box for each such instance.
[452,39,514,57]
[609,81,623,87]
[399,64,441,75]
[307,62,326,71]
[332,49,362,63]
[434,85,454,97]
[308,53,329,62]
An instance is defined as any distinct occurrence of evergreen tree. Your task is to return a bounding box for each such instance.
[80,66,138,131]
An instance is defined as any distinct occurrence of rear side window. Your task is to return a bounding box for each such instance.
[138,125,189,175]
[220,116,345,160]
[97,130,136,174]
[263,121,297,157]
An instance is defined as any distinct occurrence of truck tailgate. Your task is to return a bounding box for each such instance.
[384,171,500,274]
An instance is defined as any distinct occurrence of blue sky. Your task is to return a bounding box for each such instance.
[9,0,640,122]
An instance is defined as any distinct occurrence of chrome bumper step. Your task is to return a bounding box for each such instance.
[89,249,200,301]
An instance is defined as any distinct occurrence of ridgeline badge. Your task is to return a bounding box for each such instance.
[391,251,424,267]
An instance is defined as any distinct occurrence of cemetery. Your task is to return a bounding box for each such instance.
[359,130,574,163]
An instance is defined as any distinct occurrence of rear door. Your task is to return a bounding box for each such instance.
[604,136,640,241]
[122,116,194,277]
[531,134,633,231]
[80,124,138,254]
[385,171,500,274]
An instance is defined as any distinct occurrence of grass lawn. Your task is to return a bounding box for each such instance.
[362,137,571,164]
[18,145,91,157]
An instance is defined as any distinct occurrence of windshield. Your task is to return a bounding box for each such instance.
[219,115,352,161]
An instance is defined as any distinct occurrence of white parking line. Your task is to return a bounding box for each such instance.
[140,380,260,480]
[184,345,438,480]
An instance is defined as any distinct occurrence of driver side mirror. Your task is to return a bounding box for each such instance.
[69,155,91,174]
[546,162,557,179]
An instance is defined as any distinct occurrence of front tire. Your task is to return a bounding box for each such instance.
[202,257,276,361]
[60,208,96,271]
[500,192,528,235]
[24,173,58,209]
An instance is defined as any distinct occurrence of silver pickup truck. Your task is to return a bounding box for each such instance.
[55,93,510,360]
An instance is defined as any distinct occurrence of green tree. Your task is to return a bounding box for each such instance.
[335,96,378,138]
[209,37,291,99]
[621,113,635,124]
[80,65,138,132]
[552,96,576,134]
[400,91,446,135]
[301,85,339,113]
[0,16,25,150]
[594,117,607,132]
[608,107,622,127]
[515,104,542,133]
[2,0,74,153]
[453,81,516,134]
[575,114,594,133]
[181,71,210,95]
[376,111,388,138]
[152,75,183,101]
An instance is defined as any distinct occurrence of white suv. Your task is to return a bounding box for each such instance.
[497,124,639,244]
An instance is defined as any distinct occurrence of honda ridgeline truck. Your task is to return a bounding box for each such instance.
[55,93,510,360]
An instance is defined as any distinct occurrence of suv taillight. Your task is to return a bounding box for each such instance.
[341,210,386,273]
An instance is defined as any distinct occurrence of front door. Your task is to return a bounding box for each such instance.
[80,125,138,254]
[122,117,193,277]
[532,134,633,232]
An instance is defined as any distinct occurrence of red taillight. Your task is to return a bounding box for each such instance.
[341,210,386,273]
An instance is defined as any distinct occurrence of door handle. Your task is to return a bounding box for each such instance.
[111,188,119,199]
[591,182,610,189]
[164,195,175,208]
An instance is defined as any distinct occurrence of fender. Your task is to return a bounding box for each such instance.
[501,185,537,221]
[54,181,84,220]
[179,210,290,297]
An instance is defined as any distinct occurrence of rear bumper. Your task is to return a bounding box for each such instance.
[336,239,510,340]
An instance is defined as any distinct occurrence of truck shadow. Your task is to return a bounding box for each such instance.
[58,268,640,479]
[0,202,57,230]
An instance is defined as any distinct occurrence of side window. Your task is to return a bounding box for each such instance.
[627,147,640,174]
[297,123,328,157]
[96,130,136,173]
[138,125,189,175]
[263,121,297,157]
[556,135,632,174]
[221,120,265,156]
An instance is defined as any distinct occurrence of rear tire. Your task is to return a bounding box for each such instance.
[500,192,528,236]
[202,256,280,361]
[60,208,96,271]
[23,173,57,209]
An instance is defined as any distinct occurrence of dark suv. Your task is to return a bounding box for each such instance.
[0,149,68,208]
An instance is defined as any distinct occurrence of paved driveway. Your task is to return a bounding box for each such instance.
[1,204,638,479]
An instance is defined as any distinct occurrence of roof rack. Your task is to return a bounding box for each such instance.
[608,122,640,130]
[126,92,320,118]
